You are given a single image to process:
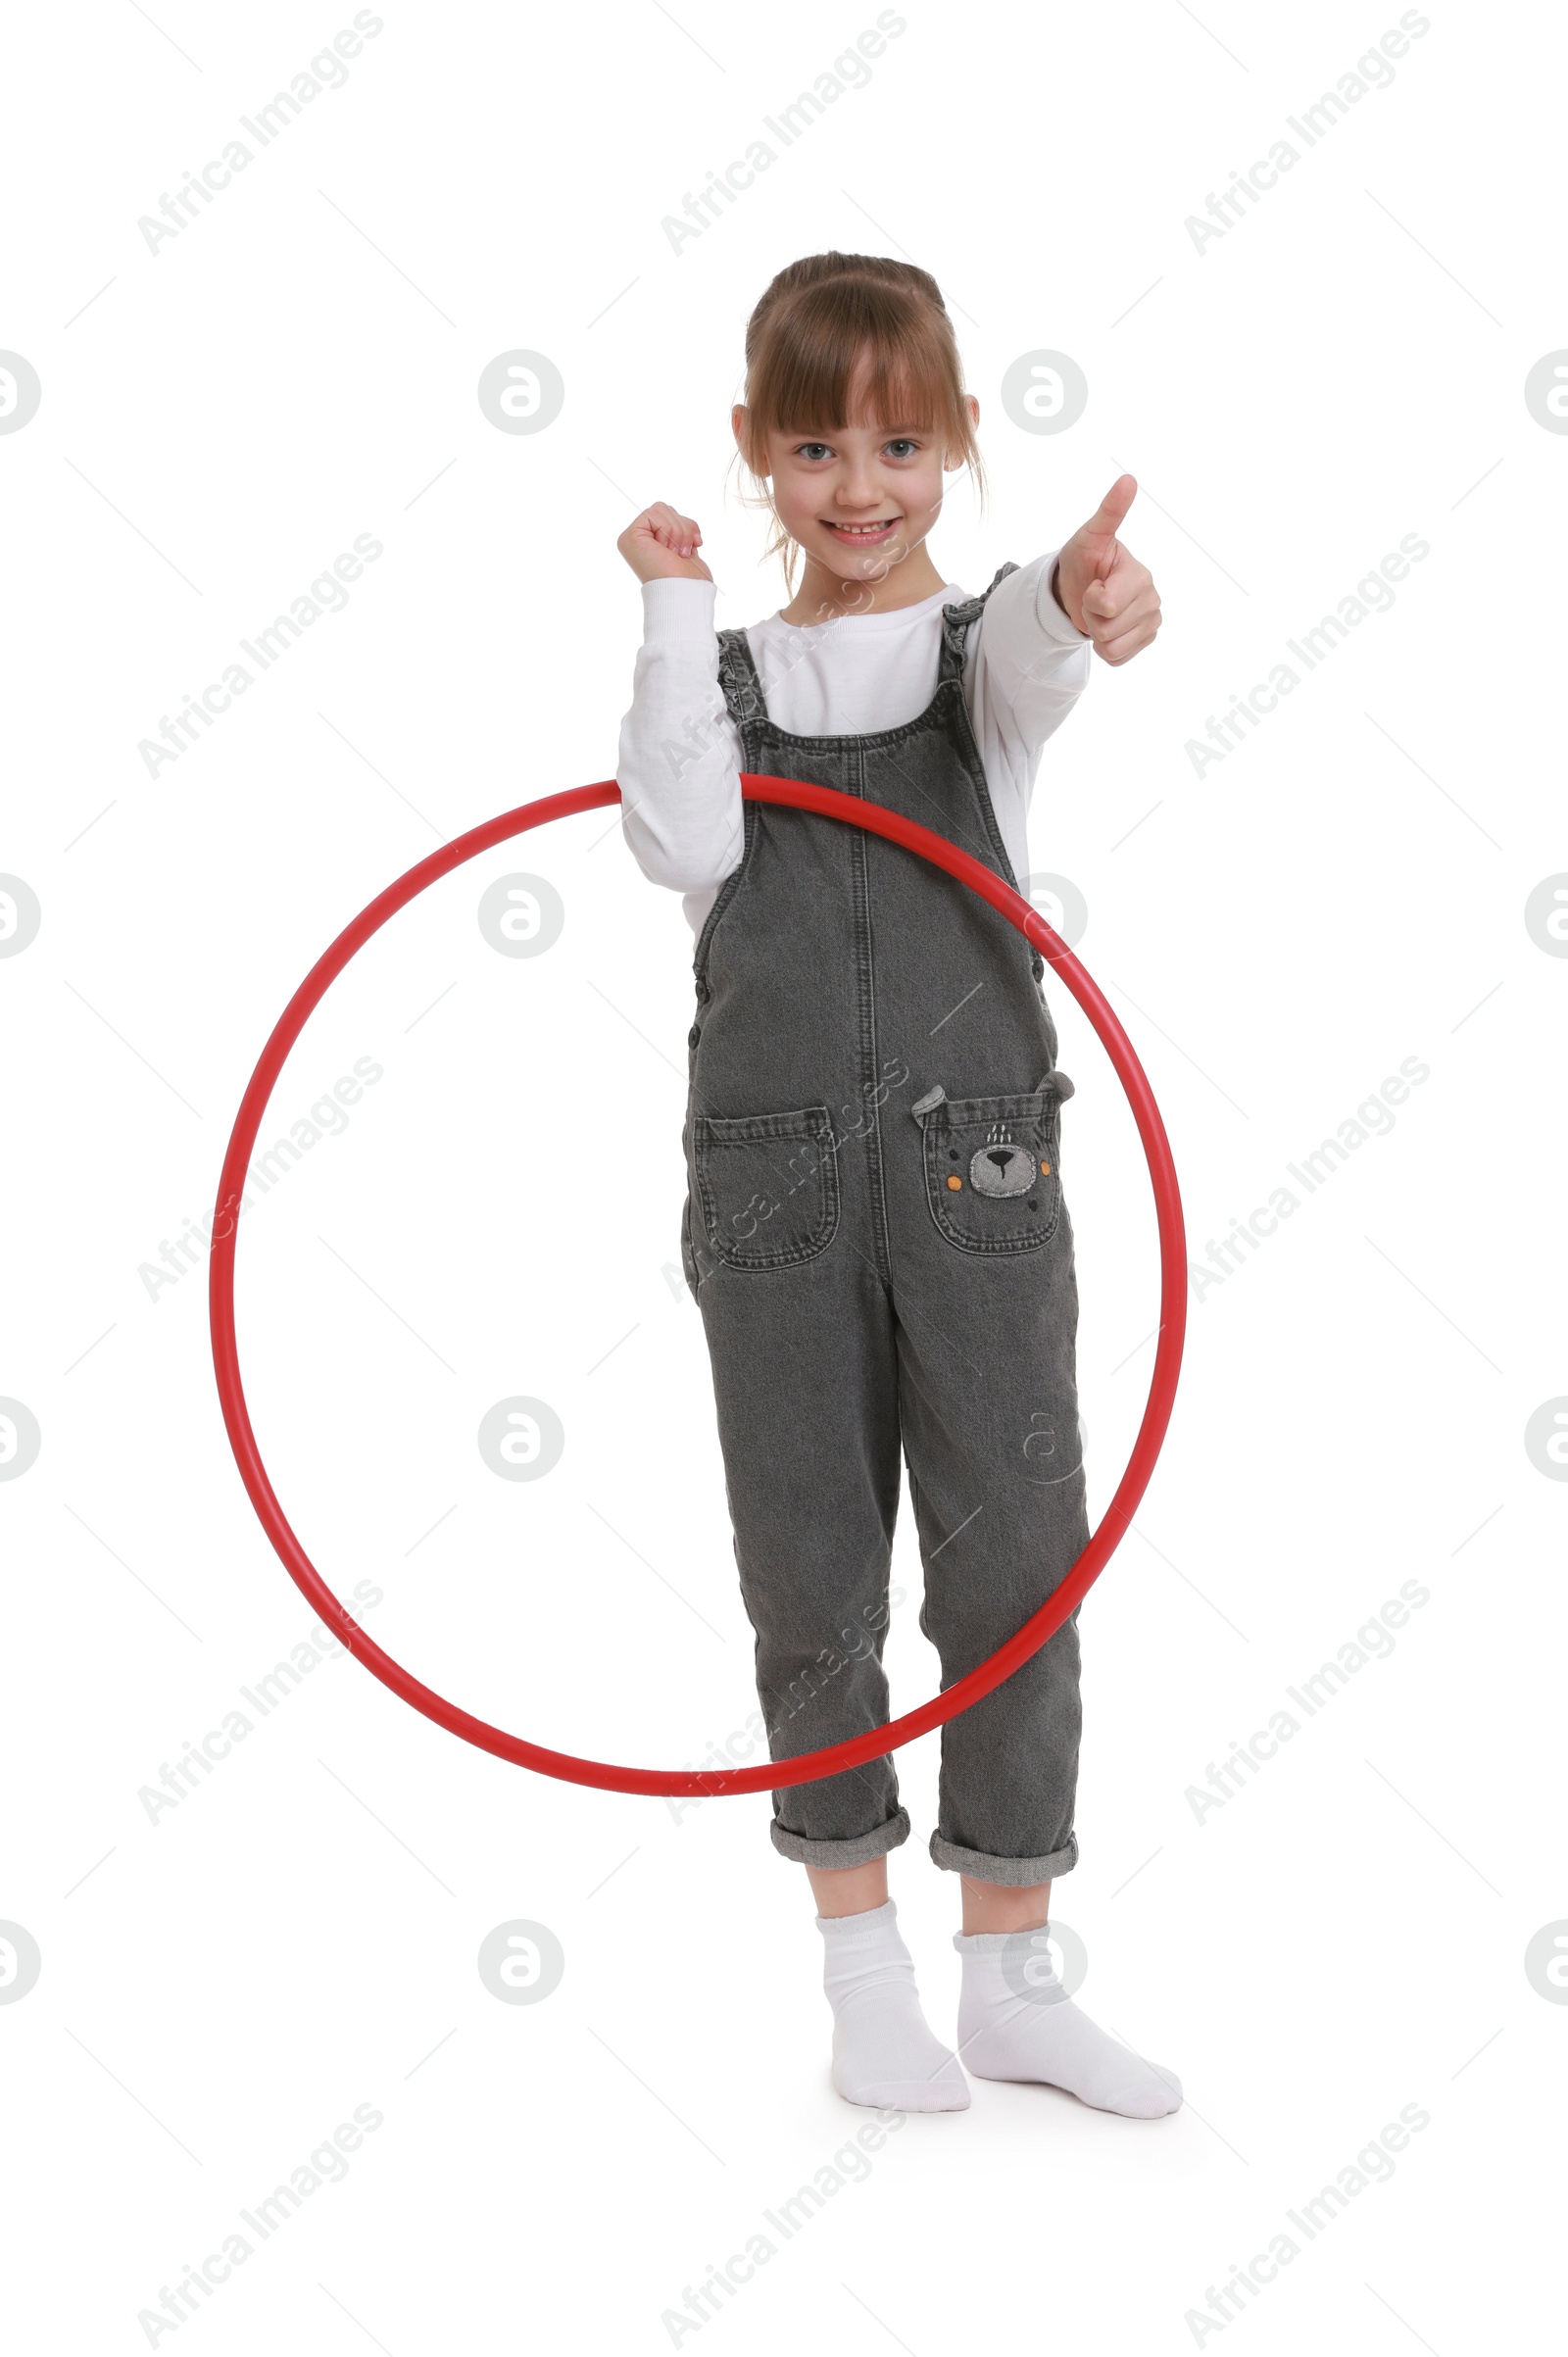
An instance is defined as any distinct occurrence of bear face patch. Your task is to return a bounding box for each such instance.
[969,1136,1037,1197]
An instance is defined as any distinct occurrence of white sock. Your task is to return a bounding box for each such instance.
[955,1925,1182,2118]
[817,1900,970,2112]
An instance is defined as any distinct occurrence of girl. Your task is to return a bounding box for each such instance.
[615,253,1177,2120]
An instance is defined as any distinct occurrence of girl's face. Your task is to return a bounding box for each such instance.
[736,359,978,591]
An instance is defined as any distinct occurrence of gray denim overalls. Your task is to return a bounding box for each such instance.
[679,566,1089,1885]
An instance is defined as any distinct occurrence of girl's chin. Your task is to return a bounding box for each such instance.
[806,537,911,578]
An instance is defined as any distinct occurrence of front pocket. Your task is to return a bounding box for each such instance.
[919,1085,1064,1254]
[693,1103,840,1272]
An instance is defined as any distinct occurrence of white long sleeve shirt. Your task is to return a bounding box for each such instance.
[615,551,1092,938]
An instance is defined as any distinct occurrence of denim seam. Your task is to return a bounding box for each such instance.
[679,1194,702,1300]
[697,1106,836,1141]
[936,566,1015,686]
[693,628,769,989]
[714,623,768,726]
[944,561,1046,984]
[691,790,758,992]
[770,1808,911,1868]
[845,737,895,1287]
[929,1829,1078,1882]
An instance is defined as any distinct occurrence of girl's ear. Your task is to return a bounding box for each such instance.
[732,402,769,480]
[944,393,980,471]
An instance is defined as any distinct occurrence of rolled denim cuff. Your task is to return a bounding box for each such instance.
[769,1807,911,1869]
[929,1829,1078,1884]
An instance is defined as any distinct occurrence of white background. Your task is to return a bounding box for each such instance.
[2,0,1563,2348]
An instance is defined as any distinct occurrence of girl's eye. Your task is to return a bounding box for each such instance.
[797,442,834,462]
[884,438,919,459]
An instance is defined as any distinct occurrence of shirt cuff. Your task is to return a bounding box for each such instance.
[1031,549,1090,647]
[641,576,719,643]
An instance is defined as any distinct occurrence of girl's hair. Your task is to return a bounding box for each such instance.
[731,251,986,589]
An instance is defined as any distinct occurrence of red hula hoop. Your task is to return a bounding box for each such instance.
[208,777,1186,1798]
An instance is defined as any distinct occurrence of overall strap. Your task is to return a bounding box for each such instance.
[715,625,769,728]
[937,562,1019,686]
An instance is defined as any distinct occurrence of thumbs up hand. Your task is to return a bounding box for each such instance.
[1052,474,1162,664]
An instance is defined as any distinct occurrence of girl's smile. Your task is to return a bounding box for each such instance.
[733,364,977,620]
[820,516,904,546]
